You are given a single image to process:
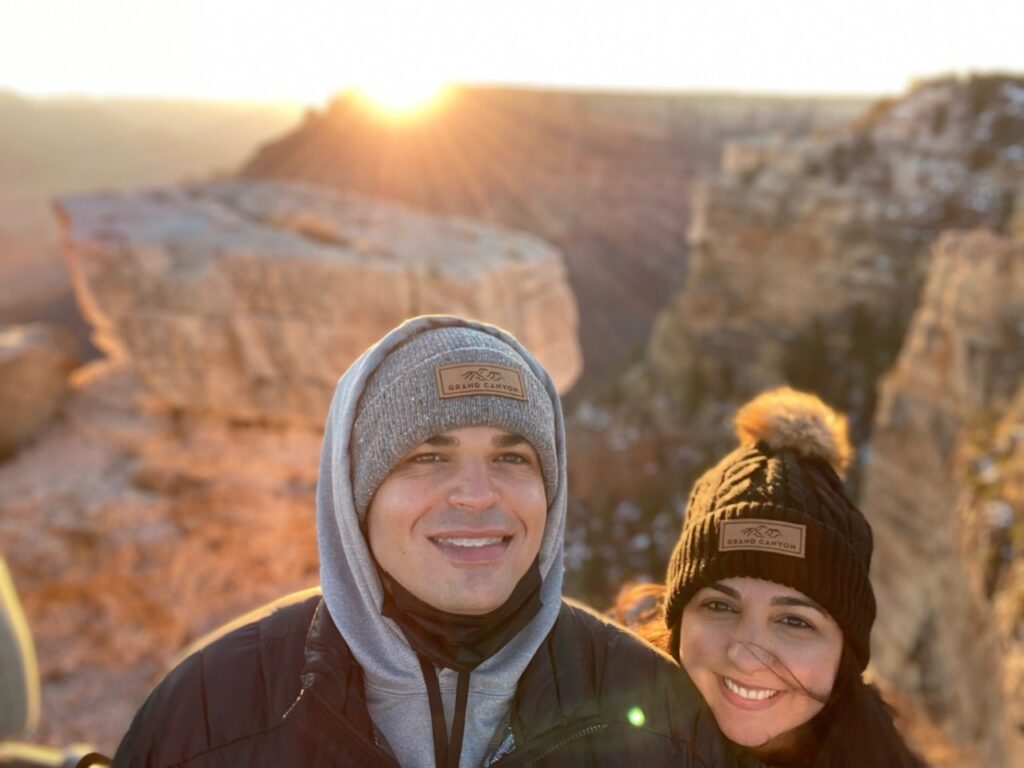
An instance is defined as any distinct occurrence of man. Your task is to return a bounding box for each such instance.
[114,316,742,767]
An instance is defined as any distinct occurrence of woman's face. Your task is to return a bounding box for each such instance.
[678,577,843,751]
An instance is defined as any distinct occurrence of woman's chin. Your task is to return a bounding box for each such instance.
[721,723,777,749]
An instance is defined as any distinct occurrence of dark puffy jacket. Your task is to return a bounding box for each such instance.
[113,591,755,768]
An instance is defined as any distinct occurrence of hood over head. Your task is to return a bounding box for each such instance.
[316,315,566,768]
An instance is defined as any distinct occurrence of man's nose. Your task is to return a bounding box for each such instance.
[447,459,500,510]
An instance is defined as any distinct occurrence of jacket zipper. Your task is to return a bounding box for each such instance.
[489,720,609,767]
[529,723,608,764]
[288,686,401,767]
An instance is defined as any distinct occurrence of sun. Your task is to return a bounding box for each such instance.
[352,77,449,118]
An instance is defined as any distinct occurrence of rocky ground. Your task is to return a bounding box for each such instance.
[1,362,322,752]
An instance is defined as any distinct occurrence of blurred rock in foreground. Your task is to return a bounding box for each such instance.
[55,180,581,427]
[0,361,323,753]
[0,323,76,459]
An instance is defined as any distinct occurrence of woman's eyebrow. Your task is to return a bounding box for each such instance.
[707,583,827,614]
[771,595,826,614]
[708,582,740,598]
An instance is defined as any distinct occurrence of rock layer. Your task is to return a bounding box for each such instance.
[862,230,1024,765]
[240,87,868,377]
[645,76,1024,426]
[55,180,580,425]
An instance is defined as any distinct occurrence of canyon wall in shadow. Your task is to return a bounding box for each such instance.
[240,86,868,379]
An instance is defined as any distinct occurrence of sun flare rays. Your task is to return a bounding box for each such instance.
[352,77,449,119]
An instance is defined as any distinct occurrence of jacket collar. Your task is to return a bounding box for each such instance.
[283,600,398,767]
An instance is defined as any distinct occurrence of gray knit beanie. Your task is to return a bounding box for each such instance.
[351,326,557,521]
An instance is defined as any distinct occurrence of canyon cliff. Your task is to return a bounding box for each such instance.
[863,230,1024,766]
[239,86,866,378]
[582,75,1024,763]
[55,180,580,425]
[1,182,581,753]
[563,76,1024,607]
[4,77,1022,763]
[0,93,301,358]
[644,76,1024,431]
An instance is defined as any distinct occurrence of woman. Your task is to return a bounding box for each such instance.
[627,387,924,767]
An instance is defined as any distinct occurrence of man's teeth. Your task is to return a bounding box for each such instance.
[724,677,779,701]
[434,537,504,547]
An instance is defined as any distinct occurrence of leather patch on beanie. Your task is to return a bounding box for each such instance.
[719,519,806,558]
[435,363,528,401]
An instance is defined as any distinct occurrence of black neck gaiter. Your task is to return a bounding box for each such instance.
[379,559,543,673]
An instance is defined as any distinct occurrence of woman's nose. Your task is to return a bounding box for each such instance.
[447,459,500,510]
[725,631,776,674]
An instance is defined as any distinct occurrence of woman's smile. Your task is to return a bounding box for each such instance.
[719,675,782,707]
[678,577,843,749]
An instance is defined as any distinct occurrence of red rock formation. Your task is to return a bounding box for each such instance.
[55,180,581,426]
[644,76,1024,429]
[863,230,1024,765]
[239,86,866,378]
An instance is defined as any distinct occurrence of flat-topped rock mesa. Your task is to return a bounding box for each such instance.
[862,229,1024,766]
[239,86,867,378]
[644,75,1024,421]
[55,180,581,425]
[16,178,579,751]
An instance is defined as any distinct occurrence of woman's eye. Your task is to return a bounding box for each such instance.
[702,600,737,614]
[779,615,813,630]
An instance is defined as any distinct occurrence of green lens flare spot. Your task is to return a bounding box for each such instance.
[627,706,646,727]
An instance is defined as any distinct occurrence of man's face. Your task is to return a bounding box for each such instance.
[366,426,547,615]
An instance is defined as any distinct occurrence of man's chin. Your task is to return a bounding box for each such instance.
[412,578,517,616]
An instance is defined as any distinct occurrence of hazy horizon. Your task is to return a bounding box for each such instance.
[5,0,1024,106]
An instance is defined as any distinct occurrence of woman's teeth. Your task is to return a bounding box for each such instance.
[724,677,780,701]
[434,537,504,547]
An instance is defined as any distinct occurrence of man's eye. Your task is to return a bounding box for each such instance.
[410,453,444,463]
[497,452,529,464]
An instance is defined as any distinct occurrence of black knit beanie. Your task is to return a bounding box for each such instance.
[664,387,876,671]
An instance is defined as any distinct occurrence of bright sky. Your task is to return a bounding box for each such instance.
[3,0,1023,106]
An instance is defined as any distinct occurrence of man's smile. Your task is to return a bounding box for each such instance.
[428,530,514,563]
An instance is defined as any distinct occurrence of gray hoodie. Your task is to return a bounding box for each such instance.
[316,315,566,768]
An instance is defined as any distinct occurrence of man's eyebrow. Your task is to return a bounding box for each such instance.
[424,435,458,447]
[493,433,528,448]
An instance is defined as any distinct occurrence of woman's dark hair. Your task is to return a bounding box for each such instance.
[612,582,926,768]
[804,647,925,768]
